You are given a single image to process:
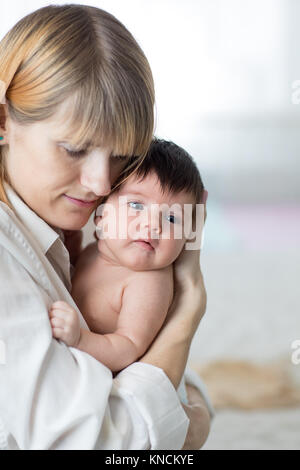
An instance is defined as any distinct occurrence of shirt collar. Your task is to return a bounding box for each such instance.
[4,182,63,255]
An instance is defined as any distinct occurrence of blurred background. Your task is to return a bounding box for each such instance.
[2,0,300,449]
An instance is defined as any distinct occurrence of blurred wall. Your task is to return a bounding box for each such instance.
[2,0,300,203]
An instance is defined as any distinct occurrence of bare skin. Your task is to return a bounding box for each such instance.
[49,173,197,373]
[2,94,211,450]
[49,244,174,372]
[61,224,211,449]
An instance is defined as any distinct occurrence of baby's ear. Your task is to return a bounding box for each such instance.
[94,204,105,226]
[200,189,208,204]
[94,205,105,241]
[94,215,102,226]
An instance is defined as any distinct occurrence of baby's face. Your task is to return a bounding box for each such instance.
[96,172,195,271]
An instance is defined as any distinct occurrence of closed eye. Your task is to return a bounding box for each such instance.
[64,149,128,160]
[65,148,88,158]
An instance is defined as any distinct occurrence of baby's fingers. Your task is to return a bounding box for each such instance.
[49,306,68,320]
[50,316,66,329]
[48,312,65,339]
[52,327,63,338]
[51,300,73,312]
[52,327,67,342]
[49,315,75,346]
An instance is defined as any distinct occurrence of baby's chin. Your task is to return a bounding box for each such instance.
[120,246,175,272]
[121,252,159,272]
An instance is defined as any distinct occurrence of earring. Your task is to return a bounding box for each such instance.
[0,136,3,141]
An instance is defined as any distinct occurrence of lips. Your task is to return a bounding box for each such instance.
[71,196,97,203]
[134,239,155,251]
[64,194,98,207]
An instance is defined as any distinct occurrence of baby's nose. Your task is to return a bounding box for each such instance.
[151,224,161,235]
[150,216,162,237]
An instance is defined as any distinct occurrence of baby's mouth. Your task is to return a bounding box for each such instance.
[133,239,155,251]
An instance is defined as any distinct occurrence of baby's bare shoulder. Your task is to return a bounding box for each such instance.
[126,265,173,292]
[121,266,174,320]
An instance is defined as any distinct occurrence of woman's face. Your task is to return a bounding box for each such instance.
[3,100,129,230]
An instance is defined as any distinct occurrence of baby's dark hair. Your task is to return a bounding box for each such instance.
[114,138,204,204]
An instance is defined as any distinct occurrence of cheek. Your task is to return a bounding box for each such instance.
[164,236,186,257]
[126,215,141,238]
[47,151,80,188]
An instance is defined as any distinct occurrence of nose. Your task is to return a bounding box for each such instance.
[79,148,112,196]
[151,214,162,235]
[142,206,162,237]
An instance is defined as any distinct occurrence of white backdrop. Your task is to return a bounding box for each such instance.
[2,0,300,200]
[2,2,300,449]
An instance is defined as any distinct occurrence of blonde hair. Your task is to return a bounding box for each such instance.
[0,4,155,207]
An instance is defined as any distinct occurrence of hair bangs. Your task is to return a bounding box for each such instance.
[60,74,153,159]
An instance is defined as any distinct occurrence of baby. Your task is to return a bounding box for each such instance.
[49,139,205,389]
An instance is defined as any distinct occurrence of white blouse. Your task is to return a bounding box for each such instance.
[0,183,213,450]
[0,184,214,450]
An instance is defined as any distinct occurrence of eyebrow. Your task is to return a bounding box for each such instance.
[120,189,143,196]
[119,189,150,200]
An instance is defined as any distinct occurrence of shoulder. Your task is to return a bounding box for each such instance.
[126,265,174,297]
[0,202,50,290]
[0,202,24,253]
[0,201,32,252]
[0,205,29,272]
[0,231,39,296]
[0,202,16,232]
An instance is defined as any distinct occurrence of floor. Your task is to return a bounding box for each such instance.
[187,200,300,449]
[202,407,300,450]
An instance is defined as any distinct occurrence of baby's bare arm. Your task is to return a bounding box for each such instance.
[77,268,173,372]
[49,301,142,371]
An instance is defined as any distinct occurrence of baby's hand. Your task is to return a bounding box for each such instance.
[49,301,81,347]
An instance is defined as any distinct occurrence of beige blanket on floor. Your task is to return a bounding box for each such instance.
[191,358,300,410]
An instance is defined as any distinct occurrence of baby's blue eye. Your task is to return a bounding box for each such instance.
[128,201,144,211]
[166,214,176,224]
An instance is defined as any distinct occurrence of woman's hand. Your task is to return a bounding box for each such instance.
[165,190,208,340]
[173,189,207,288]
[63,229,83,266]
[139,193,208,389]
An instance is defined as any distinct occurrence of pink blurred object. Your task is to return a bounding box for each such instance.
[224,204,300,250]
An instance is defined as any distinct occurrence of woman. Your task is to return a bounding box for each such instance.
[0,4,212,450]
